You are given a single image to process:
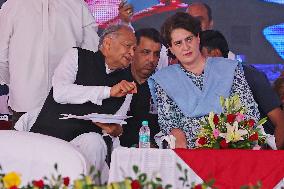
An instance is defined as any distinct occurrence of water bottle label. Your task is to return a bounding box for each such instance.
[139,135,150,143]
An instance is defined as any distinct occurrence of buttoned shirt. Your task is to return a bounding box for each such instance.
[52,48,111,106]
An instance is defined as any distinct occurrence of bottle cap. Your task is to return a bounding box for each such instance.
[142,120,148,126]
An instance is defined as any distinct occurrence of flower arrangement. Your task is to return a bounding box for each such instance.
[0,164,131,189]
[0,163,264,189]
[195,95,267,149]
[0,163,216,189]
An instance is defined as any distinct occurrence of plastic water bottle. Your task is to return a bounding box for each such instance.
[139,120,150,148]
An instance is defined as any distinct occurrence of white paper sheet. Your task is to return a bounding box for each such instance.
[59,113,132,124]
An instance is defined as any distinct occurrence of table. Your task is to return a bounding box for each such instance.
[109,148,284,189]
[108,148,203,188]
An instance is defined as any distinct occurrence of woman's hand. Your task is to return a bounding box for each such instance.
[170,128,187,148]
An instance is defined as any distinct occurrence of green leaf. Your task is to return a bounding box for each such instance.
[132,165,139,174]
[125,177,133,181]
[89,165,95,175]
[257,117,267,126]
[179,177,185,182]
[205,178,215,186]
[155,177,162,182]
[54,163,58,171]
[220,96,225,108]
[138,173,147,183]
[213,142,220,149]
[176,163,182,171]
[165,184,173,189]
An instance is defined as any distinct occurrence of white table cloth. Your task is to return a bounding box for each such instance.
[108,147,202,188]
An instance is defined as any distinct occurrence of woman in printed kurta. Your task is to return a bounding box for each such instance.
[148,12,259,148]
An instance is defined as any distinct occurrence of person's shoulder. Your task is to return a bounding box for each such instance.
[208,57,239,73]
[243,65,267,79]
[77,47,97,54]
[153,64,180,76]
[209,57,238,65]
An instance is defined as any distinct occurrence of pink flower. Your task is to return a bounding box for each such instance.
[235,112,245,122]
[213,129,220,139]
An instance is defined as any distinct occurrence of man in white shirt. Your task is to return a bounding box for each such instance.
[0,0,100,124]
[28,24,137,172]
[31,24,136,140]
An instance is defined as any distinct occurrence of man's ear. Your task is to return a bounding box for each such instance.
[197,34,201,44]
[103,37,112,51]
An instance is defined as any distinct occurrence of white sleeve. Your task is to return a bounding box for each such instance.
[0,0,17,84]
[52,48,111,105]
[80,3,99,52]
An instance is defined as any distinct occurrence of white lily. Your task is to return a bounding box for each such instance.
[208,112,215,129]
[219,121,248,143]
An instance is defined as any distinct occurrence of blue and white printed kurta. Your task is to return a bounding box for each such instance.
[154,64,260,148]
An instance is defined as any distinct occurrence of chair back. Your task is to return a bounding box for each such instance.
[0,130,87,185]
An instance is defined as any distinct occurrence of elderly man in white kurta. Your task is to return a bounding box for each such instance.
[0,0,99,122]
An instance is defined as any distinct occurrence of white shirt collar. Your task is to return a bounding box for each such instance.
[105,63,115,74]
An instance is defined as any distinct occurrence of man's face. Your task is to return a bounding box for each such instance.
[108,27,136,69]
[133,37,161,79]
[187,4,213,31]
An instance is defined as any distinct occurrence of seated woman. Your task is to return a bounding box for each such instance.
[148,12,260,148]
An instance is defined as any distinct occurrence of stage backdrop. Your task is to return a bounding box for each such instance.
[1,0,283,80]
[86,0,284,80]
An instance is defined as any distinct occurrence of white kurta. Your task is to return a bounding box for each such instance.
[0,0,99,112]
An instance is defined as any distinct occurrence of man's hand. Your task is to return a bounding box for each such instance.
[118,2,133,24]
[94,122,123,137]
[110,80,137,97]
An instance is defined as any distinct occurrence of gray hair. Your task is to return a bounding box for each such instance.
[99,24,132,48]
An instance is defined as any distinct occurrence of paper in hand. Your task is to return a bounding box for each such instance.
[60,113,132,125]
